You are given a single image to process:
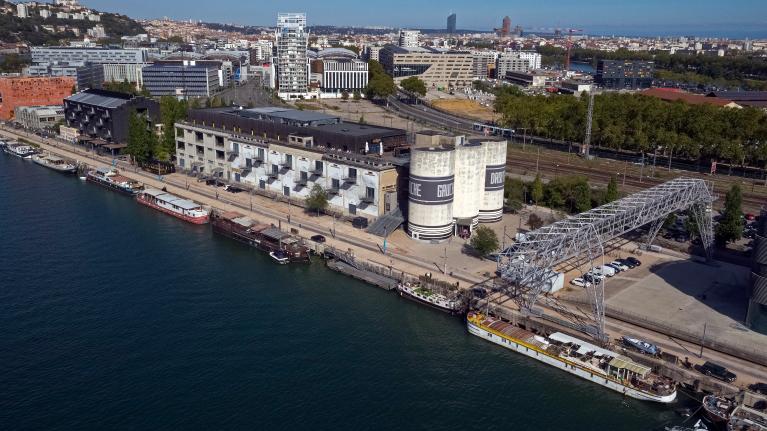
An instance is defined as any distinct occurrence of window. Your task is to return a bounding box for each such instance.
[331,178,340,189]
[314,160,323,173]
[194,131,203,142]
[215,136,224,146]
[176,127,184,136]
[285,154,293,167]
[272,164,279,175]
[348,167,357,179]
[366,187,375,199]
[177,141,185,150]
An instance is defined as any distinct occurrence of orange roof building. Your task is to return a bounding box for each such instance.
[0,76,76,120]
[641,87,742,109]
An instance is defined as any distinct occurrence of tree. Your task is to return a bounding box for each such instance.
[341,90,350,101]
[530,174,543,205]
[125,111,156,164]
[353,90,362,101]
[527,213,544,230]
[359,115,366,124]
[400,76,427,97]
[715,184,744,246]
[364,60,396,100]
[470,226,499,257]
[159,96,188,161]
[305,184,328,215]
[606,176,619,203]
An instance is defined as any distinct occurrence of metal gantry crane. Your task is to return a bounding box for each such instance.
[497,178,715,342]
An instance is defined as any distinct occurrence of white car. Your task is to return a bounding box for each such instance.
[570,277,591,288]
[599,265,617,277]
[609,260,629,271]
[586,270,606,281]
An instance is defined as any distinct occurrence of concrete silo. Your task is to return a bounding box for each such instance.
[452,141,484,236]
[407,146,455,242]
[479,139,507,223]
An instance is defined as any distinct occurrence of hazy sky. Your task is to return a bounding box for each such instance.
[82,0,767,37]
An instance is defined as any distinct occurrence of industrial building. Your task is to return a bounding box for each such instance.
[505,70,555,87]
[379,45,473,89]
[407,132,507,242]
[595,60,654,90]
[0,76,75,120]
[64,89,160,146]
[141,62,221,97]
[276,13,310,99]
[174,108,408,219]
[13,105,65,130]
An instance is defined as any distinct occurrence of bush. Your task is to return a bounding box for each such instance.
[470,226,499,257]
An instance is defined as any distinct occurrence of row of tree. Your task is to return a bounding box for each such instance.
[494,87,767,168]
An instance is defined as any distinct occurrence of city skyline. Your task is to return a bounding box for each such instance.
[82,0,767,38]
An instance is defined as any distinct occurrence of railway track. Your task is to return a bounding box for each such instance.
[508,156,766,211]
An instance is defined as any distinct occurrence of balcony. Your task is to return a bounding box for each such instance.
[343,176,358,184]
[297,177,309,186]
[327,187,340,195]
[361,195,375,204]
[267,171,279,179]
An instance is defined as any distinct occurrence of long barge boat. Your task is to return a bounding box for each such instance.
[467,312,677,403]
[31,154,77,174]
[86,167,143,196]
[137,188,210,224]
[397,281,462,314]
[3,141,38,159]
[211,210,311,263]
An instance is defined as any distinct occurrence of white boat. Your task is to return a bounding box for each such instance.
[3,142,37,159]
[137,188,210,224]
[32,154,77,174]
[86,167,143,195]
[467,312,677,403]
[397,282,462,314]
[269,250,290,264]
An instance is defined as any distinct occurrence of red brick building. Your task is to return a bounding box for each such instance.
[0,76,76,120]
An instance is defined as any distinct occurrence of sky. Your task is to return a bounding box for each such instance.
[83,0,767,38]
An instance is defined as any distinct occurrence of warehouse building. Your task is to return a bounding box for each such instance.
[174,108,408,219]
[13,105,65,130]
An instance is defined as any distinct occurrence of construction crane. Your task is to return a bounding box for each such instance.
[564,28,583,71]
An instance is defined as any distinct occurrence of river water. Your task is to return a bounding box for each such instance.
[0,153,686,430]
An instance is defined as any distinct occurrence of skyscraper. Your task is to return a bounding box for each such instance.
[276,13,309,99]
[447,13,456,33]
[498,16,511,37]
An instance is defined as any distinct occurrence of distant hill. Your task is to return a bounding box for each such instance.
[0,1,145,45]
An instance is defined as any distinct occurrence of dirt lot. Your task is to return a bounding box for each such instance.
[430,99,497,122]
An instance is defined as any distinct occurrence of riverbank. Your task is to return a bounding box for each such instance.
[0,126,480,291]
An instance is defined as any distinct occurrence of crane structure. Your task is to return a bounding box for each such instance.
[564,28,583,71]
[581,91,595,157]
[497,177,715,341]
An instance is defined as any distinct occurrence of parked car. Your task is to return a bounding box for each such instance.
[749,382,767,395]
[623,257,642,267]
[609,260,629,271]
[587,268,608,280]
[570,278,591,288]
[697,361,737,383]
[599,265,617,277]
[583,273,602,284]
[224,185,244,193]
[310,234,326,243]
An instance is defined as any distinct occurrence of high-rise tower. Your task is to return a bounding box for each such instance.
[447,13,457,33]
[276,13,309,99]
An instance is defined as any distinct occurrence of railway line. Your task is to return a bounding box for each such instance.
[508,156,766,211]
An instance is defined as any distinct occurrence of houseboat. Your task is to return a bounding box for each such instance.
[397,281,462,314]
[31,154,77,174]
[3,142,37,159]
[137,188,210,224]
[86,167,143,195]
[211,211,311,263]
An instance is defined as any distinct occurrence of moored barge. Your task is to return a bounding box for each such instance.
[397,281,462,314]
[467,312,677,403]
[211,211,310,263]
[31,154,77,174]
[137,188,210,224]
[86,167,143,195]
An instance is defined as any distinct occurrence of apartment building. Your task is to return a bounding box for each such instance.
[64,89,160,144]
[141,62,220,97]
[379,45,473,89]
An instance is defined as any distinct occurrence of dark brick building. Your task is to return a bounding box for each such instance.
[64,89,160,145]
